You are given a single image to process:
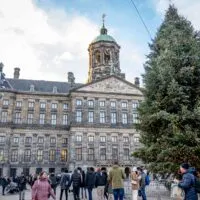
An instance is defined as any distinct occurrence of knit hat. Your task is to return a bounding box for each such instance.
[181,163,190,170]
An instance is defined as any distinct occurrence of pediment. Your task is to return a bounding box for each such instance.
[76,76,143,95]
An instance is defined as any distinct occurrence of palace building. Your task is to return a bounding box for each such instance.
[0,21,143,177]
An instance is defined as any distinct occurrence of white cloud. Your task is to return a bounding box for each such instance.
[0,0,99,82]
[153,0,200,29]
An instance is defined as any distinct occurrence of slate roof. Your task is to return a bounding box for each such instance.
[5,78,83,94]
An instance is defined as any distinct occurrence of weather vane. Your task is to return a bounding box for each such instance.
[102,14,106,26]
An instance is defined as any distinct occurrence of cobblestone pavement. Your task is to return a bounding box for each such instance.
[0,181,171,200]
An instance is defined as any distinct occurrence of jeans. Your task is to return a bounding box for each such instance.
[113,188,124,200]
[140,188,147,200]
[87,188,93,200]
[60,188,68,200]
[73,186,80,200]
[19,189,25,200]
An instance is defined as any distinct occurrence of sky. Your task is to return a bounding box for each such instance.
[0,0,200,84]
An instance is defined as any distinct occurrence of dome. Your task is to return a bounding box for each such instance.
[92,34,116,43]
[92,21,116,43]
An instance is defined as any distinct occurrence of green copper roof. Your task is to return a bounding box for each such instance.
[92,34,116,43]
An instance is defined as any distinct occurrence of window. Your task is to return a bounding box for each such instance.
[0,136,5,143]
[124,148,129,160]
[38,137,44,144]
[50,137,56,144]
[11,150,18,162]
[112,148,118,160]
[61,149,67,161]
[28,101,34,108]
[100,111,105,123]
[76,135,82,142]
[100,136,106,143]
[121,102,127,108]
[39,114,45,124]
[49,150,56,162]
[133,113,139,124]
[37,150,43,161]
[0,149,4,161]
[122,113,128,124]
[24,149,31,162]
[16,101,22,107]
[88,148,94,161]
[88,100,94,107]
[1,111,8,123]
[76,148,82,160]
[76,99,82,106]
[40,102,46,109]
[63,103,68,110]
[15,112,21,124]
[99,101,105,107]
[88,111,94,123]
[134,137,139,143]
[132,101,139,109]
[27,113,33,124]
[88,136,94,142]
[51,103,57,109]
[123,137,129,143]
[76,110,82,122]
[3,99,9,106]
[13,137,19,144]
[62,138,68,144]
[25,137,32,144]
[100,148,106,160]
[111,112,117,124]
[63,114,68,125]
[112,136,117,143]
[111,101,116,108]
[51,114,57,125]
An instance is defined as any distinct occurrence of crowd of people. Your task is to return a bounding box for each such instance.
[1,162,200,200]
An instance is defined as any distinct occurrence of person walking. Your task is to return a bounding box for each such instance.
[49,173,58,195]
[178,163,198,200]
[78,167,87,200]
[85,167,96,200]
[69,168,82,200]
[137,167,147,200]
[131,167,139,200]
[108,161,125,200]
[95,167,107,200]
[31,171,55,200]
[60,169,70,200]
[17,172,27,200]
[1,176,8,195]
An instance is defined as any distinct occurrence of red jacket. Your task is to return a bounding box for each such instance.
[32,178,55,200]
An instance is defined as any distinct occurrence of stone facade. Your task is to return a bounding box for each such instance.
[0,23,143,177]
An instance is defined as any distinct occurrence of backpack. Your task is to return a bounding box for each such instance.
[145,175,150,186]
[195,178,200,193]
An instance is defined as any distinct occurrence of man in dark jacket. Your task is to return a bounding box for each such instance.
[178,163,198,200]
[69,169,82,200]
[1,176,8,195]
[17,172,27,200]
[49,173,57,194]
[137,167,147,200]
[60,169,70,200]
[95,168,107,200]
[85,167,96,200]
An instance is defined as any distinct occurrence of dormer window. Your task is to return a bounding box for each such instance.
[53,86,57,93]
[30,85,35,92]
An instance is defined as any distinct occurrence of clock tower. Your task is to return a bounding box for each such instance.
[87,15,125,83]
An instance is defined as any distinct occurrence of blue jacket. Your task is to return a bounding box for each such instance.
[178,172,198,200]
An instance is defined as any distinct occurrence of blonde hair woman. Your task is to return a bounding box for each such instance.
[131,167,139,200]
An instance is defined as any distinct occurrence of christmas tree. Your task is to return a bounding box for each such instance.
[133,5,200,173]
